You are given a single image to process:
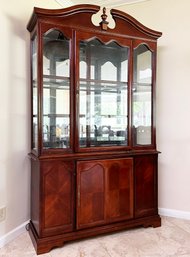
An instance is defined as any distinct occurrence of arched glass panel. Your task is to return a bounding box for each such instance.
[132,44,152,145]
[79,39,129,148]
[42,29,70,149]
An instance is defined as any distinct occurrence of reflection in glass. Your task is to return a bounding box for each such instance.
[79,39,129,148]
[32,36,38,150]
[42,30,70,148]
[132,44,152,145]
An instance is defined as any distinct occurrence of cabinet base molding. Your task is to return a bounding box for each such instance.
[29,215,161,255]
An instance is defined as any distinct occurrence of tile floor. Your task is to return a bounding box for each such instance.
[1,217,190,257]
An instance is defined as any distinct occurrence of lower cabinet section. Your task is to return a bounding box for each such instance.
[29,154,161,255]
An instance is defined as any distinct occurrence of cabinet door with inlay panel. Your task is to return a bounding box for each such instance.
[134,155,158,218]
[106,158,133,222]
[41,160,74,237]
[77,161,105,229]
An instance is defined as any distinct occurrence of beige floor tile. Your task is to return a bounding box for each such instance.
[1,217,190,257]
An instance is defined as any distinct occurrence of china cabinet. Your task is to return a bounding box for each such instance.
[27,4,162,254]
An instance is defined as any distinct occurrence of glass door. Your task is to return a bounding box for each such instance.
[132,44,153,146]
[32,35,38,152]
[42,29,70,149]
[78,37,130,149]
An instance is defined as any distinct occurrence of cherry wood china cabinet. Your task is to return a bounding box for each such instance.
[27,4,162,254]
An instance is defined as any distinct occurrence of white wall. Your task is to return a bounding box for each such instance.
[0,0,190,243]
[121,0,190,213]
[0,0,60,240]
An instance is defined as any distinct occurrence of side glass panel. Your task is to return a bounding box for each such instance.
[32,36,38,150]
[132,44,152,145]
[43,30,70,149]
[79,39,129,148]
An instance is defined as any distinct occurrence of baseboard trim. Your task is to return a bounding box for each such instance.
[159,208,190,220]
[0,220,29,249]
